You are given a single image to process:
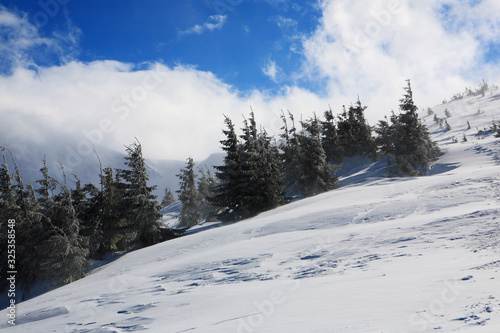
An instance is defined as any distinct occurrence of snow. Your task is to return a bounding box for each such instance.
[2,89,500,332]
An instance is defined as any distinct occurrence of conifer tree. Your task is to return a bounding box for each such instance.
[238,112,284,217]
[280,111,302,196]
[31,160,88,286]
[321,107,342,163]
[297,114,338,196]
[121,140,161,247]
[40,164,88,285]
[0,155,16,221]
[176,157,201,227]
[377,80,440,176]
[211,116,244,221]
[197,168,217,221]
[161,187,176,208]
[336,98,376,159]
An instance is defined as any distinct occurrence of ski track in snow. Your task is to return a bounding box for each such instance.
[2,91,500,332]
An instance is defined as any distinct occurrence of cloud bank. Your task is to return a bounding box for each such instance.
[1,1,500,166]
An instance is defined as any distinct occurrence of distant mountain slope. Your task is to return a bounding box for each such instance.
[2,89,500,332]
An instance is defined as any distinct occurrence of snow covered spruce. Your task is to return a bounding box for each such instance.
[3,81,500,332]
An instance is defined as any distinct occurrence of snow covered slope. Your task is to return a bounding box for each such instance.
[2,89,500,332]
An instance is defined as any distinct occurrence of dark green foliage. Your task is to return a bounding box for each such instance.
[376,80,440,176]
[211,116,244,221]
[335,99,376,160]
[280,111,302,196]
[197,168,217,222]
[161,187,176,208]
[211,113,284,221]
[239,112,285,217]
[296,114,338,196]
[321,99,375,164]
[321,107,342,163]
[92,167,129,255]
[120,140,161,247]
[177,157,201,227]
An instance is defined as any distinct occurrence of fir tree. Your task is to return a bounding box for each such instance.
[321,107,342,163]
[238,112,284,217]
[121,140,161,247]
[40,164,88,285]
[161,187,176,208]
[340,98,376,159]
[197,168,217,222]
[279,111,302,196]
[297,114,338,196]
[377,80,440,176]
[176,157,201,227]
[211,116,244,221]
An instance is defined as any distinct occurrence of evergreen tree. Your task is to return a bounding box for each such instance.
[238,112,284,217]
[377,80,440,176]
[0,155,17,221]
[161,187,176,208]
[121,140,161,247]
[321,107,342,163]
[279,111,302,196]
[30,160,89,286]
[197,168,217,222]
[211,116,245,221]
[297,114,338,196]
[40,165,88,285]
[334,98,376,160]
[176,157,201,227]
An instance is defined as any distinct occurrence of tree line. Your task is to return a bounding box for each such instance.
[0,140,179,299]
[0,80,439,298]
[175,80,440,224]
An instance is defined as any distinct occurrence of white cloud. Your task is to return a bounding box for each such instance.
[0,60,331,164]
[0,6,80,72]
[262,59,280,82]
[298,0,500,122]
[275,16,298,29]
[178,15,227,36]
[2,1,500,169]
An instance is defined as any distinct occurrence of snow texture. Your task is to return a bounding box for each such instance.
[2,90,500,332]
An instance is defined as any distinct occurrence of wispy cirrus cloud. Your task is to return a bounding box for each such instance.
[178,15,227,37]
[262,59,280,82]
[0,5,80,73]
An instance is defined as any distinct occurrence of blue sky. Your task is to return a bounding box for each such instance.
[1,0,500,163]
[2,0,322,93]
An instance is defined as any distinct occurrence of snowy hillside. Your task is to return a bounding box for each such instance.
[2,89,500,332]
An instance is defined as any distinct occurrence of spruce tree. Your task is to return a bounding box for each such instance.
[197,168,217,221]
[41,165,88,285]
[279,111,302,196]
[32,160,88,286]
[377,80,440,176]
[161,187,176,208]
[176,157,201,227]
[336,98,375,159]
[321,107,342,163]
[121,140,161,247]
[238,112,284,217]
[211,116,244,221]
[297,114,338,196]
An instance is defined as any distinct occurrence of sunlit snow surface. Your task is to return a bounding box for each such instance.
[2,90,500,332]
